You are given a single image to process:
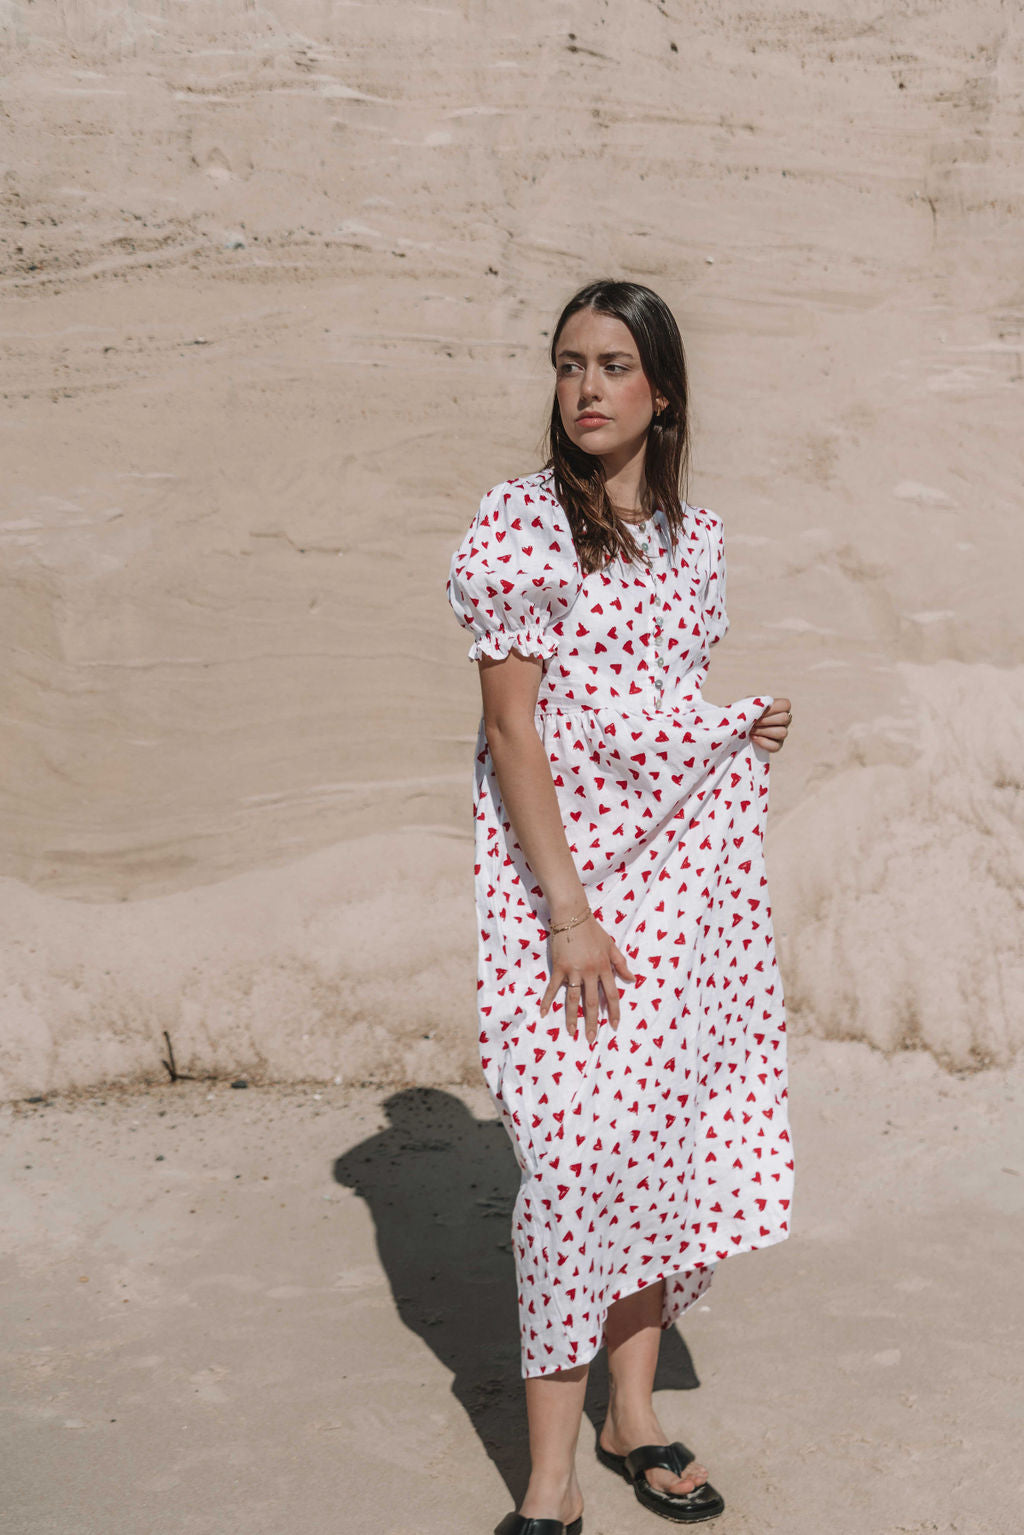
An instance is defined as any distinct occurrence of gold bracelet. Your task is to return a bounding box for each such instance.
[549,907,592,938]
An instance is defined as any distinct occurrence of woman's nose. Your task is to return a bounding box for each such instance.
[579,366,602,399]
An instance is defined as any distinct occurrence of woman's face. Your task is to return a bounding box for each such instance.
[554,308,666,462]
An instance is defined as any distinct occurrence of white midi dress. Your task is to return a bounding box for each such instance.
[447,468,794,1378]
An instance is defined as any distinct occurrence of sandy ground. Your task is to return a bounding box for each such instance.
[2,1035,1021,1535]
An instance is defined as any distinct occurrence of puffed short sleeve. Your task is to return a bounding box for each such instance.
[701,512,730,649]
[447,478,583,663]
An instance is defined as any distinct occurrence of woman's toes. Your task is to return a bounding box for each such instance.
[647,1461,708,1497]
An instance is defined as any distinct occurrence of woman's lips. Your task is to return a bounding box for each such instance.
[576,414,611,428]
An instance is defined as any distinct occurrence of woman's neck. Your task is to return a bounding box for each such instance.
[601,437,648,513]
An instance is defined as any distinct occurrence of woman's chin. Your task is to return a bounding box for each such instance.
[568,433,617,457]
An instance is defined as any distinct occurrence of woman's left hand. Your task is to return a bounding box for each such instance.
[751,696,793,752]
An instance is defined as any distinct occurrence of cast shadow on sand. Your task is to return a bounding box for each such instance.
[333,1087,700,1504]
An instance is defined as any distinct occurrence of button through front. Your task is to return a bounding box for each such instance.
[493,490,718,715]
[640,517,670,709]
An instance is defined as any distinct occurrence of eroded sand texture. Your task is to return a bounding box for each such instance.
[1,2,1022,1092]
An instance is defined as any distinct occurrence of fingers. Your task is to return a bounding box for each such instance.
[541,925,636,1039]
[541,969,591,1039]
[576,973,627,1039]
[539,973,561,1017]
[601,971,621,1031]
[752,697,793,753]
[542,972,618,1040]
[565,980,582,1039]
[571,965,628,1041]
[582,976,600,1043]
[757,696,790,718]
[559,976,596,1042]
[609,942,636,982]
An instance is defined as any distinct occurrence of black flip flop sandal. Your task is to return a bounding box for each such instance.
[495,1516,583,1535]
[596,1440,725,1523]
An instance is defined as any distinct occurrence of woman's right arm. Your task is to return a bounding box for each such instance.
[478,650,634,1042]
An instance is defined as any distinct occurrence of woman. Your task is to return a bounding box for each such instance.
[447,280,794,1534]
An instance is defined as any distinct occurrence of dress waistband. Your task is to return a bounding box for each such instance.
[535,693,705,721]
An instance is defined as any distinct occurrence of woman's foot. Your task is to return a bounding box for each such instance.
[599,1407,708,1498]
[518,1469,584,1528]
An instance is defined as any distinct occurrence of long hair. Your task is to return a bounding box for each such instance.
[544,279,691,574]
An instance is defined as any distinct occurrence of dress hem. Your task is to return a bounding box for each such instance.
[519,1222,792,1380]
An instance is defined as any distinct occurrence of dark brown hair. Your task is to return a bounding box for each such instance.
[544,279,691,574]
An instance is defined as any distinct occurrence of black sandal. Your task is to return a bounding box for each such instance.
[495,1516,583,1535]
[596,1440,725,1523]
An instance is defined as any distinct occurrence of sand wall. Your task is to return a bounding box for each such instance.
[1,1,1021,1093]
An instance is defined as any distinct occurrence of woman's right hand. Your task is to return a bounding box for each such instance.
[540,916,636,1043]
